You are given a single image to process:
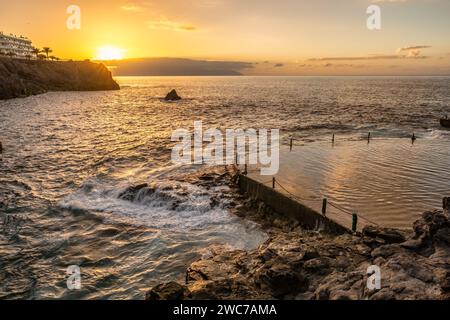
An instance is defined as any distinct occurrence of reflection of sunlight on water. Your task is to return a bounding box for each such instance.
[250,138,450,229]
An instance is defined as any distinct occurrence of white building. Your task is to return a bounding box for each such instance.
[0,32,35,59]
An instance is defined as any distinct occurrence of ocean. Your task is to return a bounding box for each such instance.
[0,76,449,299]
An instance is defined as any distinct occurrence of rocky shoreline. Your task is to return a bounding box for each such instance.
[146,167,450,300]
[0,58,120,100]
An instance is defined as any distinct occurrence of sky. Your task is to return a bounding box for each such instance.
[1,0,449,75]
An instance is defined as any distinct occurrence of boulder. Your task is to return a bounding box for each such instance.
[164,89,182,101]
[362,225,406,244]
[145,282,190,300]
[253,263,308,297]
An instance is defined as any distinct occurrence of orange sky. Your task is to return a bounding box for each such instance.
[1,0,449,75]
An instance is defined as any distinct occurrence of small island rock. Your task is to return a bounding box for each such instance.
[165,89,182,101]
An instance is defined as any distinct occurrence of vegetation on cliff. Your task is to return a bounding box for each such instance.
[0,58,120,100]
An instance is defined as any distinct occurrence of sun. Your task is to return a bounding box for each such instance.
[95,46,125,61]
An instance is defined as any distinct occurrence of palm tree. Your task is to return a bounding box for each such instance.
[31,47,40,58]
[37,54,46,60]
[25,54,32,60]
[42,47,52,59]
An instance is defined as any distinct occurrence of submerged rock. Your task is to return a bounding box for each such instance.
[164,89,182,101]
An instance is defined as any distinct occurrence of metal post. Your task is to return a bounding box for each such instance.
[322,198,327,215]
[332,134,335,144]
[368,132,371,143]
[244,164,248,175]
[290,138,293,151]
[352,213,358,232]
[272,177,275,189]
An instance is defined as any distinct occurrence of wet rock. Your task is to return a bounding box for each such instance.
[145,282,190,300]
[118,183,154,201]
[164,89,181,101]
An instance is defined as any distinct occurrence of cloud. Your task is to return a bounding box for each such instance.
[120,0,149,12]
[308,55,400,61]
[371,0,408,3]
[399,45,432,51]
[308,53,429,61]
[274,63,284,67]
[147,20,197,31]
[121,3,145,12]
[397,45,432,58]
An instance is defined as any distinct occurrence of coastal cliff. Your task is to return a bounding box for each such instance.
[0,58,120,100]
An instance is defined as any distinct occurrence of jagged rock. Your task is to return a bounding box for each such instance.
[253,263,307,297]
[118,183,154,201]
[362,225,406,244]
[164,89,181,101]
[145,282,190,300]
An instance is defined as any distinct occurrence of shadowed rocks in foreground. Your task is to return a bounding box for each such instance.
[0,58,120,100]
[146,169,450,300]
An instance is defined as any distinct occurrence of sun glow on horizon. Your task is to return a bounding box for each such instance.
[94,46,125,61]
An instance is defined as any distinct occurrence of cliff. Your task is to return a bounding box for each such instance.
[0,58,120,100]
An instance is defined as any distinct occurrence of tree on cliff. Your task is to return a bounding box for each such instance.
[32,48,40,59]
[42,47,53,60]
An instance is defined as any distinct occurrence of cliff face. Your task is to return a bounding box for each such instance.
[0,58,120,100]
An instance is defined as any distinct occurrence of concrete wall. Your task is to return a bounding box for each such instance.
[238,174,350,235]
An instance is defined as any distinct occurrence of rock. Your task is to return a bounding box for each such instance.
[145,178,450,301]
[145,282,190,300]
[443,197,450,213]
[118,183,154,201]
[362,225,406,244]
[164,89,182,101]
[253,263,307,297]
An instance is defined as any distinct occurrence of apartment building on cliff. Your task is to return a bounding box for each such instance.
[0,32,34,59]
